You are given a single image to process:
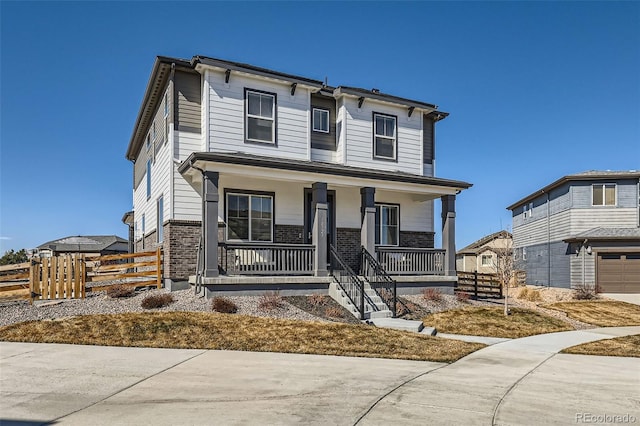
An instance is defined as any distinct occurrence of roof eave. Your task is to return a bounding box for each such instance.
[334,86,440,113]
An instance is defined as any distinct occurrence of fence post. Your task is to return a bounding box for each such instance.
[499,277,503,299]
[474,271,478,300]
[156,247,162,289]
[29,261,36,305]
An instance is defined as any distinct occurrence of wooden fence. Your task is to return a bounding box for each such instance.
[0,248,162,303]
[456,271,503,299]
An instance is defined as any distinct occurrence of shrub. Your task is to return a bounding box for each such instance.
[141,293,175,309]
[573,283,600,300]
[422,288,443,302]
[258,290,285,311]
[309,293,325,307]
[324,306,344,318]
[211,297,238,314]
[456,291,470,303]
[106,284,135,298]
[395,301,410,316]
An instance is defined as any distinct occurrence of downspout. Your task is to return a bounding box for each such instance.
[546,191,551,287]
[169,63,176,222]
[582,239,587,288]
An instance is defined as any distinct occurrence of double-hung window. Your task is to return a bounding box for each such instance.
[227,193,273,242]
[481,254,493,267]
[592,184,616,206]
[375,204,399,246]
[373,113,397,160]
[312,108,329,133]
[146,160,152,199]
[156,195,164,243]
[246,90,276,143]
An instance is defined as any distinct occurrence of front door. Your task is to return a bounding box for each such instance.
[304,189,336,261]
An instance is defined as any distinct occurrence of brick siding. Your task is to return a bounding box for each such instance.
[400,231,435,248]
[164,220,201,281]
[336,227,361,271]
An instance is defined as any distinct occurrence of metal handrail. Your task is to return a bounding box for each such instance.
[361,246,397,317]
[329,245,368,319]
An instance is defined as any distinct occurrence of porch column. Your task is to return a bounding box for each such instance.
[312,182,328,276]
[441,194,456,276]
[360,187,376,255]
[202,171,219,277]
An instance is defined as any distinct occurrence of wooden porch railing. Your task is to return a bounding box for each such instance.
[376,247,446,275]
[219,243,315,276]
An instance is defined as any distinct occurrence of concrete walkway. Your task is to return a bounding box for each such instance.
[1,327,638,425]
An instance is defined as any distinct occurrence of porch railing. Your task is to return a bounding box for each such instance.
[219,243,315,276]
[360,247,396,317]
[376,247,446,275]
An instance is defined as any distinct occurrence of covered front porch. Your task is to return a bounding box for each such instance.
[178,152,469,293]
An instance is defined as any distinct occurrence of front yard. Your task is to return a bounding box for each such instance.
[545,301,640,327]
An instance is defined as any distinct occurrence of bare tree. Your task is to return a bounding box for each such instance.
[491,238,515,316]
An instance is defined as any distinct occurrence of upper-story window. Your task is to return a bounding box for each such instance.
[373,113,397,161]
[523,202,533,218]
[375,203,399,246]
[312,108,329,133]
[246,89,276,144]
[592,184,616,206]
[163,93,169,118]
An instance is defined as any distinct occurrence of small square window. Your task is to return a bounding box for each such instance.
[312,108,329,133]
[592,184,615,206]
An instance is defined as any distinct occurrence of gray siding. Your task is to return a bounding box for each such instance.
[520,241,571,288]
[175,71,201,134]
[569,240,640,289]
[570,179,639,209]
[310,93,336,151]
[423,115,434,165]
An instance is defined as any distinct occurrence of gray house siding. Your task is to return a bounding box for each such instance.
[175,71,201,134]
[310,93,336,151]
[570,179,639,209]
[520,241,571,288]
[570,240,640,289]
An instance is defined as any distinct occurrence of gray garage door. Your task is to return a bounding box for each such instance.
[597,252,640,293]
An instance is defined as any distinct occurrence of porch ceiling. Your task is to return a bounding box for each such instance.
[178,152,472,198]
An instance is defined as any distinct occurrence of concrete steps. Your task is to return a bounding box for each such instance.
[328,282,393,320]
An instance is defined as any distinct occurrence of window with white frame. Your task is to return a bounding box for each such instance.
[521,247,527,260]
[481,254,493,267]
[246,90,275,143]
[373,113,397,160]
[523,202,533,218]
[156,195,164,243]
[375,204,399,246]
[146,160,152,199]
[592,184,616,206]
[226,193,273,242]
[312,108,329,133]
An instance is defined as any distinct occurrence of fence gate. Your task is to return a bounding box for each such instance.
[30,255,86,302]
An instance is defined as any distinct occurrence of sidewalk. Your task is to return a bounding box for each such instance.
[1,327,638,425]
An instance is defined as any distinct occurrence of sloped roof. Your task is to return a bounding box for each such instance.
[457,230,512,255]
[507,170,640,211]
[37,235,128,253]
[564,227,640,242]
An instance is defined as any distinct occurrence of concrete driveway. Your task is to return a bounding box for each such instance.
[602,293,640,305]
[1,327,639,425]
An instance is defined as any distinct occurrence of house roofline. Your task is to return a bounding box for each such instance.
[334,86,443,114]
[457,230,512,255]
[563,235,640,243]
[506,171,640,211]
[178,152,473,190]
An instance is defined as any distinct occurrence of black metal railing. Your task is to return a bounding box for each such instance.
[361,246,397,317]
[219,243,315,276]
[376,247,446,275]
[329,245,366,319]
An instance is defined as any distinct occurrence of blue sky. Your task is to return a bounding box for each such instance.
[1,1,639,254]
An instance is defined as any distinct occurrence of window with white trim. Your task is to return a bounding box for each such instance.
[373,113,397,160]
[156,196,164,243]
[246,90,275,143]
[592,184,616,206]
[312,108,329,133]
[146,160,152,199]
[375,204,399,246]
[227,193,273,242]
[481,254,493,267]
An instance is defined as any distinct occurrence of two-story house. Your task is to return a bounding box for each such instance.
[456,230,512,274]
[507,171,640,294]
[124,55,472,311]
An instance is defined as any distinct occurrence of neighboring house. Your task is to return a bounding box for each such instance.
[34,235,128,258]
[507,171,640,294]
[456,230,512,274]
[124,55,472,302]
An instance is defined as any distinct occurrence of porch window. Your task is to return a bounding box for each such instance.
[246,89,276,144]
[227,193,273,242]
[592,184,616,206]
[373,113,397,160]
[375,204,399,246]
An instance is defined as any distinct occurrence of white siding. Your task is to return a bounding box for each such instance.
[310,148,336,163]
[173,130,202,221]
[343,97,422,175]
[376,189,433,232]
[207,71,309,160]
[335,97,346,164]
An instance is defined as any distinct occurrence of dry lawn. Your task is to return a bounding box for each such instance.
[546,301,640,327]
[0,312,484,362]
[423,307,573,338]
[562,334,640,357]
